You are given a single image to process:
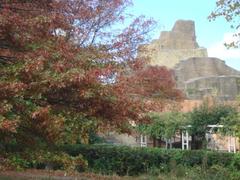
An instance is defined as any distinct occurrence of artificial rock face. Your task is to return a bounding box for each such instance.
[139,19,240,100]
[139,20,208,68]
[174,57,240,100]
[160,20,198,49]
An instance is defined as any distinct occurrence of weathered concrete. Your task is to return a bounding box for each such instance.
[174,57,240,87]
[145,48,207,68]
[160,20,198,49]
[174,57,240,100]
[185,75,240,100]
[139,20,208,68]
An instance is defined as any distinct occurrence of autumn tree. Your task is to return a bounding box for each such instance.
[209,0,240,47]
[120,65,182,111]
[0,0,181,150]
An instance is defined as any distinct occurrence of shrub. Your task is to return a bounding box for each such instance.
[25,150,88,172]
[1,150,87,172]
[0,154,31,171]
[61,144,240,176]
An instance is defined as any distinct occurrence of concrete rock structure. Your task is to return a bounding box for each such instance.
[139,20,208,68]
[140,19,240,100]
[174,57,240,100]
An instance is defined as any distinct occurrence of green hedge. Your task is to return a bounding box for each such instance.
[61,144,240,176]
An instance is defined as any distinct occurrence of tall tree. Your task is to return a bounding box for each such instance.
[189,102,237,149]
[0,0,181,148]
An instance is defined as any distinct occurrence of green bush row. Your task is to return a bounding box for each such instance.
[61,144,240,176]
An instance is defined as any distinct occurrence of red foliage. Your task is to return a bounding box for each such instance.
[129,66,182,99]
[0,0,181,146]
[116,65,183,111]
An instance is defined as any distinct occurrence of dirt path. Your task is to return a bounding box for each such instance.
[0,169,121,180]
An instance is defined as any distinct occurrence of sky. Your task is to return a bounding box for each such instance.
[129,0,240,70]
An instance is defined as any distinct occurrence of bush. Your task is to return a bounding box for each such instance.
[0,150,87,172]
[25,150,88,172]
[0,154,31,171]
[61,144,240,176]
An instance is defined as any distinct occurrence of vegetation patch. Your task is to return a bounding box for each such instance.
[62,144,240,177]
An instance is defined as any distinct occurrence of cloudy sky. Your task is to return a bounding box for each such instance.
[130,0,240,70]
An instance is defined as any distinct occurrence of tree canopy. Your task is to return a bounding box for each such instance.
[137,101,238,149]
[209,0,240,48]
[189,103,237,135]
[188,102,238,148]
[137,112,188,140]
[0,0,182,148]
